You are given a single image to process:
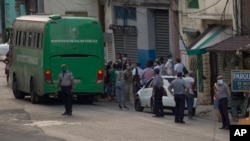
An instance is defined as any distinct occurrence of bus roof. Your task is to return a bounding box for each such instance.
[15,15,97,23]
[15,15,52,22]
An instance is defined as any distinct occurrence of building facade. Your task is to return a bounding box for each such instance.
[179,0,235,104]
[104,0,179,68]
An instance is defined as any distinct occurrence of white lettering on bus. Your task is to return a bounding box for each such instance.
[16,55,39,65]
[51,39,98,43]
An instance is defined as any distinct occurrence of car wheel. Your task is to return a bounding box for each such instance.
[12,76,24,99]
[192,108,196,116]
[134,98,144,112]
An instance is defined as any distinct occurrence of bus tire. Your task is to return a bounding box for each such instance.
[86,96,94,105]
[12,76,25,99]
[30,79,40,104]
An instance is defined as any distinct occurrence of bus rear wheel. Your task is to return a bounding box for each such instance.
[12,76,25,99]
[30,79,40,104]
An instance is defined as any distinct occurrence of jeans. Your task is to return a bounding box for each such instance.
[186,94,194,116]
[116,81,125,105]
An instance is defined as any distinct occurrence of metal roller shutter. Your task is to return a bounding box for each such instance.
[154,10,170,59]
[113,27,138,64]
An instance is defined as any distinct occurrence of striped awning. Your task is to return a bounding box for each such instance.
[187,26,233,55]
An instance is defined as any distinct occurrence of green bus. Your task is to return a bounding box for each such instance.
[9,15,104,104]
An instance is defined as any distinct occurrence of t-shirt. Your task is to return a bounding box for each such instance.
[183,76,195,94]
[168,78,187,95]
[164,59,173,75]
[109,68,116,83]
[174,63,184,75]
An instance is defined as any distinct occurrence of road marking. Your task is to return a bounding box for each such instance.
[24,120,81,127]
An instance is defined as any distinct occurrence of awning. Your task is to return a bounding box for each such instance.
[206,36,250,52]
[187,26,233,55]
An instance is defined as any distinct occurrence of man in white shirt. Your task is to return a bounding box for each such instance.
[132,62,143,86]
[163,55,173,75]
[183,71,195,119]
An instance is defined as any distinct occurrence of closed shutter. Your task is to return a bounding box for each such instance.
[113,26,138,64]
[217,52,236,84]
[154,10,170,59]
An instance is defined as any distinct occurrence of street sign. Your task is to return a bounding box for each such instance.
[231,70,250,92]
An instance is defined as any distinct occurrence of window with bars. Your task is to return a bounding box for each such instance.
[187,0,199,9]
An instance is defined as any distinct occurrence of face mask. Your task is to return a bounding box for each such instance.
[217,80,223,84]
[62,68,67,73]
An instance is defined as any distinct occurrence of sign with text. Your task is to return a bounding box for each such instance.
[230,125,250,141]
[231,70,250,92]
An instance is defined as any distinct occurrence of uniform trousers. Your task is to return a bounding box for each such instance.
[61,86,72,114]
[154,87,164,116]
[174,94,186,122]
[218,97,230,128]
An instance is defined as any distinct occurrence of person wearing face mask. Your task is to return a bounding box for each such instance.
[163,54,173,76]
[214,75,231,130]
[56,64,74,116]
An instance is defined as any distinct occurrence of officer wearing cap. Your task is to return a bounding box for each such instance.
[168,72,188,123]
[215,75,231,129]
[56,64,74,116]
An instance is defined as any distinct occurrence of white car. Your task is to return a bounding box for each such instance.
[134,76,198,115]
[0,42,9,56]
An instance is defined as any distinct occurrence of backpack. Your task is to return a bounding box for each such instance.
[133,68,141,87]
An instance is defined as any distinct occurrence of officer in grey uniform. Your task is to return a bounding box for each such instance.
[56,64,74,116]
[152,68,164,117]
[215,75,231,130]
[168,72,188,123]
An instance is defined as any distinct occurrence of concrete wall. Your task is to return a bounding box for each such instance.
[43,0,99,18]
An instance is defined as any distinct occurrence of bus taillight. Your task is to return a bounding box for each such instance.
[96,69,103,84]
[45,70,53,84]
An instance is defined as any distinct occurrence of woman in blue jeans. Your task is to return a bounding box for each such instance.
[115,63,129,109]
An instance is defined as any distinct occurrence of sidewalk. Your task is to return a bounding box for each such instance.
[195,104,216,121]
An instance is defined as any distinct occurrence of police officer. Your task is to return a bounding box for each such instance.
[152,68,164,117]
[56,64,74,116]
[215,75,231,130]
[168,72,188,123]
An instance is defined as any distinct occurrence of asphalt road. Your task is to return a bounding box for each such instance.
[0,63,230,141]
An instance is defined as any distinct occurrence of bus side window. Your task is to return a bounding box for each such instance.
[18,31,22,46]
[23,32,27,46]
[33,33,37,48]
[15,30,19,46]
[36,33,40,48]
[40,33,43,49]
[28,32,32,47]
